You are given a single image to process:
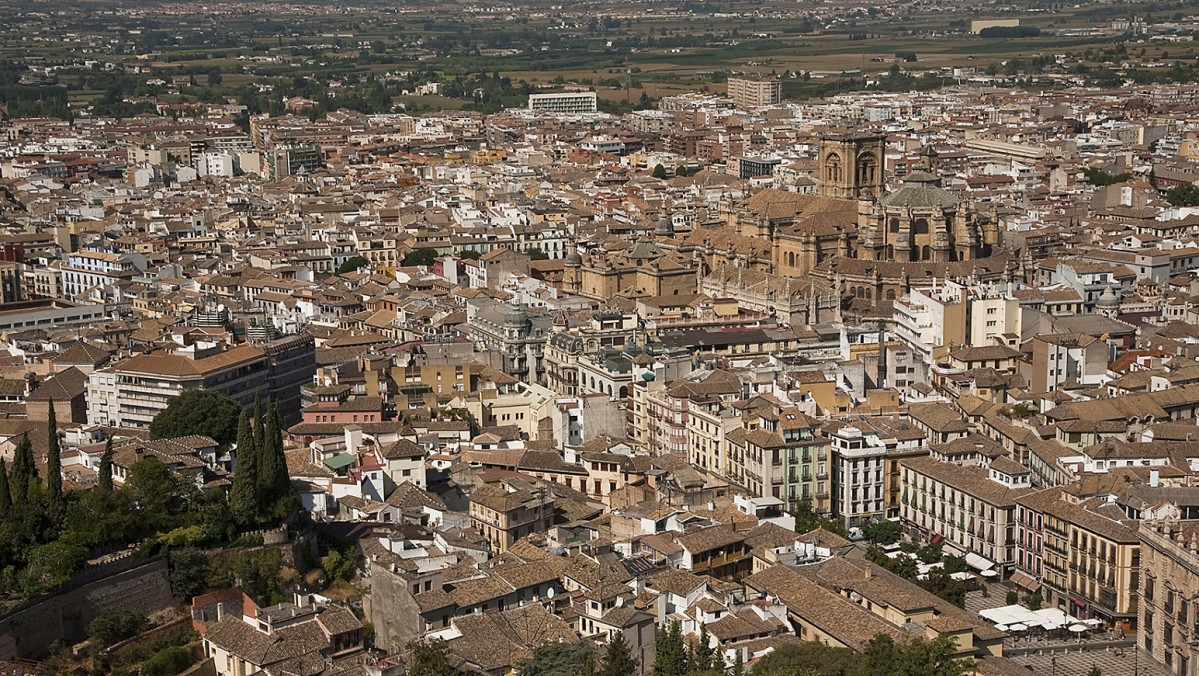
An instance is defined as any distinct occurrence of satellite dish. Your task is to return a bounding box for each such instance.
[545,588,555,599]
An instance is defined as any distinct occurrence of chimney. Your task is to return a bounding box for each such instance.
[1150,469,1160,488]
[865,566,872,580]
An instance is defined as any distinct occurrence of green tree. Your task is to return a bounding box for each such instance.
[126,457,182,532]
[862,518,901,545]
[230,411,259,525]
[920,568,966,608]
[206,69,222,86]
[652,620,688,676]
[402,248,440,267]
[169,547,209,601]
[9,433,35,503]
[750,641,862,675]
[407,638,458,676]
[0,459,10,517]
[526,247,550,261]
[22,539,88,595]
[789,499,848,537]
[337,255,371,274]
[46,402,62,503]
[690,624,719,672]
[253,390,266,463]
[1087,667,1101,676]
[87,610,146,649]
[600,631,639,676]
[1082,166,1131,187]
[875,634,972,676]
[97,438,114,493]
[865,547,918,579]
[459,250,482,261]
[258,400,292,519]
[652,163,668,179]
[143,646,194,676]
[149,389,243,446]
[1166,183,1199,207]
[519,641,596,676]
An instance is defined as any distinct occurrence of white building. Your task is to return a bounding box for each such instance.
[61,250,144,302]
[528,92,598,114]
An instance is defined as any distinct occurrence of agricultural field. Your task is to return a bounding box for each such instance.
[0,0,1197,120]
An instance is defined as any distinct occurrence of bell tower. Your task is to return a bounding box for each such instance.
[819,133,886,200]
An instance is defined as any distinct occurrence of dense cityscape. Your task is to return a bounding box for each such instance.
[2,0,1199,675]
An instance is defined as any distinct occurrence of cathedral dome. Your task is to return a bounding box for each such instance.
[879,171,960,209]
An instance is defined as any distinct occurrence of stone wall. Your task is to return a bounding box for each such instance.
[0,559,172,660]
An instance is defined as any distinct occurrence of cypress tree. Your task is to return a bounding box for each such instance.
[599,631,639,676]
[10,434,34,503]
[252,390,266,459]
[97,438,114,493]
[258,400,292,515]
[229,411,259,525]
[46,401,62,502]
[652,620,688,676]
[0,459,10,517]
[692,623,717,672]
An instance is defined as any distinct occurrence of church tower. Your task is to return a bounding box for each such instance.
[818,133,886,200]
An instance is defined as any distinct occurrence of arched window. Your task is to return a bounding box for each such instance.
[886,289,896,301]
[913,219,930,235]
[921,245,931,260]
[825,153,842,184]
[856,152,878,186]
[889,218,900,233]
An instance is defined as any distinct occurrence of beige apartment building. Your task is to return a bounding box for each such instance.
[726,77,782,108]
[900,455,1033,575]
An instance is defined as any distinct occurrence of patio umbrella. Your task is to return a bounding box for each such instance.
[1008,623,1028,631]
[1041,622,1060,630]
[1069,624,1088,633]
[994,624,1009,632]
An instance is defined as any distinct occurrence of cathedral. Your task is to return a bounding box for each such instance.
[815,132,997,264]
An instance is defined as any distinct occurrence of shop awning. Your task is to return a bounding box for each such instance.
[1010,570,1041,593]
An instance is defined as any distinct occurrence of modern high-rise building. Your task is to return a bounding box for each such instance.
[726,76,782,108]
[528,92,598,114]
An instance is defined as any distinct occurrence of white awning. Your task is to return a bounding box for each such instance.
[964,552,995,571]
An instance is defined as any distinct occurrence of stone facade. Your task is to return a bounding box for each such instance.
[1139,521,1199,675]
